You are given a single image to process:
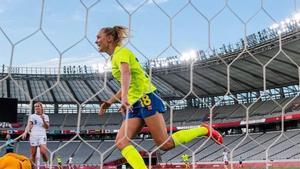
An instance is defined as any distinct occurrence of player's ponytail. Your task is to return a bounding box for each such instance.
[102,26,128,45]
[113,26,128,45]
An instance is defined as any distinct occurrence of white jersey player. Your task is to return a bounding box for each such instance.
[223,149,229,169]
[68,156,74,169]
[22,102,50,168]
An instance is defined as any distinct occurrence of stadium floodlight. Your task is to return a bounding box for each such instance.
[269,23,279,30]
[91,64,98,72]
[179,50,197,62]
[161,62,169,67]
[91,62,111,73]
[269,12,300,35]
[155,63,161,68]
[150,62,155,67]
[293,12,300,22]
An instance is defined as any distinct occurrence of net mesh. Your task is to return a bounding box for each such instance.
[0,0,300,169]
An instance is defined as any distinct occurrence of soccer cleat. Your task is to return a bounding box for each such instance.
[201,123,223,145]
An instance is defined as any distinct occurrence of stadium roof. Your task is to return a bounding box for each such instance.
[152,29,300,99]
[1,30,300,103]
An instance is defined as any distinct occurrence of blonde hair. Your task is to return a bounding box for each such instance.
[34,102,44,114]
[101,26,128,45]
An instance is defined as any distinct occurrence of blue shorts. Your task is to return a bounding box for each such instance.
[125,92,165,119]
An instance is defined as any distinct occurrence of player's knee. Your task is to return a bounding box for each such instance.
[159,144,172,151]
[158,140,174,151]
[115,138,129,150]
[39,148,44,154]
[31,152,36,158]
[40,150,47,156]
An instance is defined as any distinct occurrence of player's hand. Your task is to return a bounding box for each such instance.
[118,99,131,115]
[99,101,112,116]
[21,132,27,140]
[40,114,45,121]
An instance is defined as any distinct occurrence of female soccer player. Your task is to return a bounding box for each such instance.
[22,102,49,168]
[96,26,223,169]
[5,134,14,153]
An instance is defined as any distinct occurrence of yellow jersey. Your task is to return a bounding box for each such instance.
[111,46,156,104]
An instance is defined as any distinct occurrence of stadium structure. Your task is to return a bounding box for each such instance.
[1,5,300,169]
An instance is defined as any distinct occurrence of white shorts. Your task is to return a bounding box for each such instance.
[29,135,47,146]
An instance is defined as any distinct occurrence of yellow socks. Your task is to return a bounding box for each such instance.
[120,127,209,168]
[171,126,208,146]
[121,145,147,169]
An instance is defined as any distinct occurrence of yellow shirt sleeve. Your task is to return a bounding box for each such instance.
[114,47,131,66]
